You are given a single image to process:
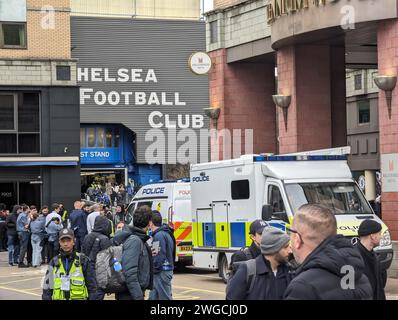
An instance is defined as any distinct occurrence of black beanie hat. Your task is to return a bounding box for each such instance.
[358,219,382,237]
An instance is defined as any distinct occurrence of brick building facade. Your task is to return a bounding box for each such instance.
[205,0,398,276]
[0,0,80,209]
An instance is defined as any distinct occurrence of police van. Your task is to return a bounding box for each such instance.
[126,180,193,265]
[190,148,394,282]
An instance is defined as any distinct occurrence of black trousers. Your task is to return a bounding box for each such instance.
[0,222,7,250]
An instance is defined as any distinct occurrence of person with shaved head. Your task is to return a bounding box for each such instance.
[284,204,372,300]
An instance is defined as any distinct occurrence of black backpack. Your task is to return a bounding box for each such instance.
[226,259,257,297]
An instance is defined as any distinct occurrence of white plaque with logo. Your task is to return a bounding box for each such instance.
[188,52,212,75]
[381,153,398,192]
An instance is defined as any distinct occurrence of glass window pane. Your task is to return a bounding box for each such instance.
[231,180,250,200]
[268,185,285,213]
[18,134,39,153]
[97,128,105,147]
[106,128,113,147]
[87,128,95,148]
[80,128,86,147]
[114,128,120,148]
[18,92,39,132]
[358,100,370,124]
[0,95,15,130]
[2,24,26,47]
[0,134,17,153]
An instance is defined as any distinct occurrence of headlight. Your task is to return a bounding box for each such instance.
[379,230,392,247]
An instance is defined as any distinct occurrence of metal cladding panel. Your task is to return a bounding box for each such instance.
[71,17,210,164]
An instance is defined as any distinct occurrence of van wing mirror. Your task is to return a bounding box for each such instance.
[262,205,273,221]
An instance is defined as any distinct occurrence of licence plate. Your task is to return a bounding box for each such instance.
[179,246,192,252]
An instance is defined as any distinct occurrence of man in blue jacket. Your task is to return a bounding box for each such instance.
[69,201,87,252]
[148,211,175,300]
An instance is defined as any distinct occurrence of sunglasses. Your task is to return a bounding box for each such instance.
[286,226,304,244]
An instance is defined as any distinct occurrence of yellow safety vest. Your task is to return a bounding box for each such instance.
[52,253,88,300]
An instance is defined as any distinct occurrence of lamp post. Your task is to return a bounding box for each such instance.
[374,75,397,119]
[272,95,291,131]
[203,107,221,129]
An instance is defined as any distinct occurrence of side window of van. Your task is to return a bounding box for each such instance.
[268,185,286,214]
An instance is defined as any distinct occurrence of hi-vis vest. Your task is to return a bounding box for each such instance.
[52,253,88,300]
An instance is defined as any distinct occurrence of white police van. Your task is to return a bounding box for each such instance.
[190,147,393,282]
[126,180,193,265]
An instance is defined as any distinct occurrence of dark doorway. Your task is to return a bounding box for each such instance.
[19,182,41,207]
[0,182,17,210]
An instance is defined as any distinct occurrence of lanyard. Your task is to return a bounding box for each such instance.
[64,258,69,274]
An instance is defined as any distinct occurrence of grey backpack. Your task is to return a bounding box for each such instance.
[226,259,257,296]
[95,244,127,293]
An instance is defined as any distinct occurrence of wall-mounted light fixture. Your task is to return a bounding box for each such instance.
[203,107,221,129]
[374,75,397,119]
[272,95,291,131]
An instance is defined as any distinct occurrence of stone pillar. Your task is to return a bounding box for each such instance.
[276,44,347,154]
[209,49,277,160]
[377,20,398,241]
[365,170,376,201]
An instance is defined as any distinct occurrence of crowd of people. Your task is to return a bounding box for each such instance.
[83,182,135,206]
[0,202,389,300]
[0,201,175,301]
[226,204,387,300]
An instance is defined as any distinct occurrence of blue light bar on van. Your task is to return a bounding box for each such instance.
[253,155,347,162]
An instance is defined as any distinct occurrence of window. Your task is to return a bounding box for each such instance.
[354,74,362,90]
[0,94,15,130]
[358,100,370,124]
[56,66,71,81]
[80,128,86,147]
[97,128,105,147]
[114,128,120,148]
[231,180,250,200]
[210,21,218,44]
[0,92,40,155]
[268,185,286,214]
[0,23,26,48]
[106,128,113,147]
[87,128,95,148]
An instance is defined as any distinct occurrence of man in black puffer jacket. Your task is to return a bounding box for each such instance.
[82,215,112,300]
[284,204,372,300]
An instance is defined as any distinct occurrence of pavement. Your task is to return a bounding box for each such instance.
[1,251,398,300]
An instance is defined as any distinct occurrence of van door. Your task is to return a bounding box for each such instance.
[265,180,290,230]
[196,208,214,247]
[212,201,229,248]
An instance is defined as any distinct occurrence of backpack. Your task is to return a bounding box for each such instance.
[95,244,127,293]
[226,259,257,297]
[95,234,153,293]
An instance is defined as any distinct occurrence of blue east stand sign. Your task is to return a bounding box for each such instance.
[80,148,121,164]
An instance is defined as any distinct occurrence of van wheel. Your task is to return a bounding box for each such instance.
[218,255,229,283]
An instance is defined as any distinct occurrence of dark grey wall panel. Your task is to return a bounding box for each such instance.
[71,17,210,164]
[0,168,40,181]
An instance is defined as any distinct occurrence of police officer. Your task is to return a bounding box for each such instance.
[42,228,97,300]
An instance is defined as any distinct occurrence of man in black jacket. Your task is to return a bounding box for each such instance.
[226,226,293,300]
[284,204,373,300]
[82,215,112,300]
[355,219,387,300]
[230,219,267,265]
[69,201,88,252]
[6,205,22,266]
[112,206,153,300]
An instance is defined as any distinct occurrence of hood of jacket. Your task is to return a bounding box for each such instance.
[92,215,112,237]
[296,235,365,281]
[152,224,172,237]
[113,224,149,245]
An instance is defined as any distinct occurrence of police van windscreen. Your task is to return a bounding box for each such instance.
[285,182,373,215]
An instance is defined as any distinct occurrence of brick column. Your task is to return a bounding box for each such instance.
[276,45,346,154]
[209,49,277,160]
[378,20,398,241]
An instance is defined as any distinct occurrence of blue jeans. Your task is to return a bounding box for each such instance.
[18,232,30,264]
[149,271,173,300]
[7,234,20,264]
[31,237,42,267]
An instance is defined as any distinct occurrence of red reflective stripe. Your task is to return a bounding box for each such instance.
[176,225,192,242]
